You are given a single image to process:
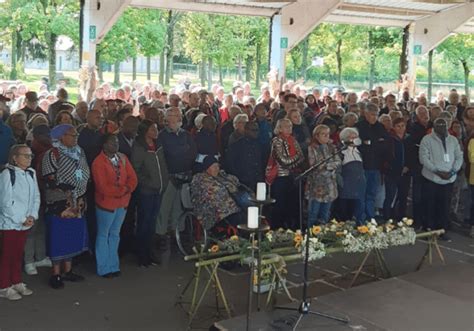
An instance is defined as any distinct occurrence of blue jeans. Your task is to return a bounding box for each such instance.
[308,200,332,227]
[137,192,161,264]
[95,207,126,276]
[364,170,381,220]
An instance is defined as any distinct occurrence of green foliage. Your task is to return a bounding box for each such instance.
[437,33,474,68]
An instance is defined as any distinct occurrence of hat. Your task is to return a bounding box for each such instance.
[25,91,39,102]
[32,124,51,137]
[51,124,74,140]
[202,155,218,170]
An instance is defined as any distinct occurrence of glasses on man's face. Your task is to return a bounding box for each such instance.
[18,153,34,159]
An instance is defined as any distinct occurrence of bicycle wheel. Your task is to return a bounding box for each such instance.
[176,212,208,256]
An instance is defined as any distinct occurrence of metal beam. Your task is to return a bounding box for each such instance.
[403,0,469,4]
[130,0,278,17]
[325,13,411,27]
[338,3,434,16]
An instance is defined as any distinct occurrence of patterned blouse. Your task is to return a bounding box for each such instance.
[305,143,341,203]
[190,171,241,229]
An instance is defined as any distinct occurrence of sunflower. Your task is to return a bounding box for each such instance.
[294,234,303,245]
[311,226,322,236]
[210,245,220,253]
[357,226,369,234]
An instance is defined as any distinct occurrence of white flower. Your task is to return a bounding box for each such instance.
[388,219,393,224]
[343,230,348,235]
[397,222,404,227]
[402,217,408,222]
[405,219,413,226]
[330,224,337,231]
[295,229,302,235]
[370,219,378,226]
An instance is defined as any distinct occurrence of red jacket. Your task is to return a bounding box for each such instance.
[92,151,138,211]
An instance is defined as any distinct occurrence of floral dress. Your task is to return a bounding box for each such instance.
[305,143,341,203]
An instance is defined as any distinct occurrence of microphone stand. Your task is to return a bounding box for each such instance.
[274,144,350,330]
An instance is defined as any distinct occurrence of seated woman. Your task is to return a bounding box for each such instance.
[190,156,242,231]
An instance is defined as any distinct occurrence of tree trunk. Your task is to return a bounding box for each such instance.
[48,33,58,89]
[159,52,165,84]
[165,10,177,86]
[96,51,103,82]
[200,58,206,87]
[301,36,309,81]
[238,55,243,81]
[146,56,151,80]
[399,25,409,80]
[10,32,17,80]
[207,58,213,90]
[462,60,470,100]
[245,56,252,83]
[218,65,223,86]
[114,60,120,86]
[427,50,433,102]
[368,30,375,90]
[336,39,342,86]
[256,42,261,88]
[170,56,174,79]
[132,57,137,81]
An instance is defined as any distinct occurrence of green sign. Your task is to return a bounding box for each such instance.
[414,44,422,55]
[89,25,96,40]
[280,37,288,49]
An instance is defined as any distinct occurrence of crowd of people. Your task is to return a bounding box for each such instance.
[0,77,473,301]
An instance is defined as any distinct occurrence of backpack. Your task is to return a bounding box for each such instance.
[0,165,34,187]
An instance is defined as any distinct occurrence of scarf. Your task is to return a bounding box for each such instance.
[279,133,297,157]
[53,141,81,161]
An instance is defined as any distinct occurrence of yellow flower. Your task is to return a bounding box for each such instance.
[210,245,220,253]
[357,226,369,234]
[311,226,322,236]
[336,231,345,237]
[230,235,239,241]
[294,234,303,244]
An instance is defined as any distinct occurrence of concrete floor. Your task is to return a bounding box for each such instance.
[0,229,472,331]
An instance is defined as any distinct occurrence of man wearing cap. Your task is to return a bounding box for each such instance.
[19,92,47,121]
[47,88,72,124]
[419,118,463,241]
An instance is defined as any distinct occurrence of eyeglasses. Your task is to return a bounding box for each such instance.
[18,153,34,159]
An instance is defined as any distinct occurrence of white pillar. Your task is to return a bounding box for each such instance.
[269,14,287,82]
[407,24,417,97]
[82,0,96,67]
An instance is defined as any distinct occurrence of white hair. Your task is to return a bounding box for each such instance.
[233,113,249,129]
[339,127,359,142]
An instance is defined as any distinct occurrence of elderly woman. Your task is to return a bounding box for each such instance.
[287,108,311,155]
[342,112,358,128]
[306,125,341,225]
[191,156,242,230]
[0,144,40,300]
[42,124,90,289]
[7,112,28,144]
[268,118,304,229]
[92,134,137,277]
[131,120,168,267]
[54,110,74,127]
[337,127,366,224]
[228,113,249,147]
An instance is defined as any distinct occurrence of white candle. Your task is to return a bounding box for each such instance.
[256,182,266,201]
[247,207,259,229]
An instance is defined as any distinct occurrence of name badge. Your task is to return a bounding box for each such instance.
[75,169,83,180]
[444,153,450,162]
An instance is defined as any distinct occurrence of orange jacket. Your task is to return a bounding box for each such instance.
[92,151,138,211]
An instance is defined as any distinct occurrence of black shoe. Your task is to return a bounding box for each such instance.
[62,271,85,282]
[49,275,64,289]
[111,271,121,277]
[101,273,114,279]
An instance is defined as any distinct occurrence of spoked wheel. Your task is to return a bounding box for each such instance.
[176,212,208,256]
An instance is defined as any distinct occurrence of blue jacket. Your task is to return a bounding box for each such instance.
[157,128,197,174]
[0,165,41,230]
[0,120,14,165]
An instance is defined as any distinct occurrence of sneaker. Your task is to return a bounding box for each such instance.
[49,275,64,289]
[62,271,85,282]
[24,263,38,275]
[0,287,22,301]
[35,258,52,268]
[12,283,33,296]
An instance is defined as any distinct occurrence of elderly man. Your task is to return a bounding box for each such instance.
[47,88,70,123]
[405,106,430,227]
[19,92,47,121]
[420,118,463,241]
[156,107,197,238]
[72,101,88,126]
[355,103,388,220]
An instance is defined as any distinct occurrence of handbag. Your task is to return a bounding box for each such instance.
[265,154,278,186]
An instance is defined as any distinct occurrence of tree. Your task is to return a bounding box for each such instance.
[437,33,474,98]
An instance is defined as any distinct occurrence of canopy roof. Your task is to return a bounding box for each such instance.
[129,0,473,32]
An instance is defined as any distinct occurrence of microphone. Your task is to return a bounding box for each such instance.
[341,137,362,147]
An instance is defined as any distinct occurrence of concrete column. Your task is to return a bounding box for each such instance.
[269,14,287,82]
[407,23,417,97]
